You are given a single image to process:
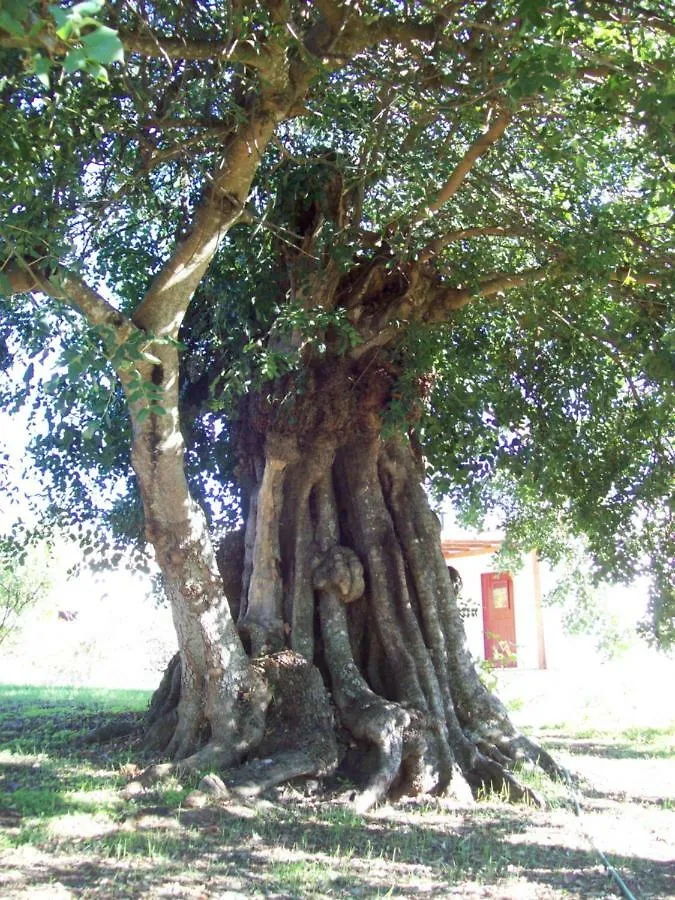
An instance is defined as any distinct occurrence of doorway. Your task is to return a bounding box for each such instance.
[481,572,517,667]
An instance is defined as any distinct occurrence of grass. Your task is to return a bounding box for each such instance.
[533,722,675,762]
[1,681,674,899]
[0,684,151,848]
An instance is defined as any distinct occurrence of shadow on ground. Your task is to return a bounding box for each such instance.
[2,799,673,899]
[1,686,674,899]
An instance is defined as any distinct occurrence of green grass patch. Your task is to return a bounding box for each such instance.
[533,722,675,760]
[0,682,151,853]
[0,683,150,713]
[0,682,151,757]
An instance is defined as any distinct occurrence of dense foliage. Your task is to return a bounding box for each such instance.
[1,1,673,643]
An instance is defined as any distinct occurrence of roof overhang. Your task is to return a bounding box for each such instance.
[442,538,502,559]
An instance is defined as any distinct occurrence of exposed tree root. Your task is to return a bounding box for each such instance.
[80,717,140,746]
[224,751,322,798]
[319,587,410,811]
[141,420,563,809]
[144,651,181,752]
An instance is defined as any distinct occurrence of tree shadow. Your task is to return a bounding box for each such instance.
[0,753,121,822]
[2,799,672,899]
[542,735,673,761]
[1,691,672,898]
[0,695,145,758]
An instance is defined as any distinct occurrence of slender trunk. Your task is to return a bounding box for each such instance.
[125,344,269,770]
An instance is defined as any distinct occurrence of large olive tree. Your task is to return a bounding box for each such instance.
[1,0,672,806]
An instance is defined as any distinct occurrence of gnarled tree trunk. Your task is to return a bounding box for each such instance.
[146,357,562,807]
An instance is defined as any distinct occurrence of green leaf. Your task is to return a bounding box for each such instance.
[49,0,105,33]
[85,61,109,83]
[71,0,106,16]
[33,56,51,89]
[0,10,25,38]
[81,26,124,66]
[48,3,71,34]
[63,48,88,75]
[0,272,12,296]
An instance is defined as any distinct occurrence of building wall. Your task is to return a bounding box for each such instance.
[448,551,543,669]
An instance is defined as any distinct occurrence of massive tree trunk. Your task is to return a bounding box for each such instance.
[145,356,562,807]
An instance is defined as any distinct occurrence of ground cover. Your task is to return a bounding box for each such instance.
[0,680,673,899]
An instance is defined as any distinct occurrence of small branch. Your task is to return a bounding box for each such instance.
[610,268,662,287]
[420,225,527,262]
[588,0,675,37]
[550,309,643,407]
[410,110,511,228]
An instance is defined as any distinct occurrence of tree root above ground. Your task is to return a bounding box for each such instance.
[135,412,568,811]
[139,652,565,812]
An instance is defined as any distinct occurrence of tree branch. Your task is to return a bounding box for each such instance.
[303,13,436,62]
[425,264,554,322]
[132,105,282,336]
[419,226,528,263]
[118,29,272,73]
[474,265,553,298]
[2,259,136,347]
[588,1,675,37]
[410,110,512,228]
[610,268,663,287]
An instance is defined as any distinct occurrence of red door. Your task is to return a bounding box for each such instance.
[481,572,517,667]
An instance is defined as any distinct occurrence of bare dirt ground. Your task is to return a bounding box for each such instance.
[1,665,673,899]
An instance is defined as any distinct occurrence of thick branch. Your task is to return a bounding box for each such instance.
[413,263,553,325]
[474,265,554,298]
[2,259,136,347]
[132,111,280,336]
[332,15,436,57]
[313,0,348,30]
[118,29,272,72]
[297,7,435,63]
[0,22,271,72]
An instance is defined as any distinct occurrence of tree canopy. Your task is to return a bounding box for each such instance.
[1,0,673,647]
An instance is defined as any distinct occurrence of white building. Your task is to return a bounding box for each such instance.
[441,529,547,670]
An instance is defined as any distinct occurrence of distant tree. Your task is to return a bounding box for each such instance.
[0,543,51,647]
[0,1,672,806]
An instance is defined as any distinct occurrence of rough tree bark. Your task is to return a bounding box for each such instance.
[129,342,270,772]
[147,358,564,807]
